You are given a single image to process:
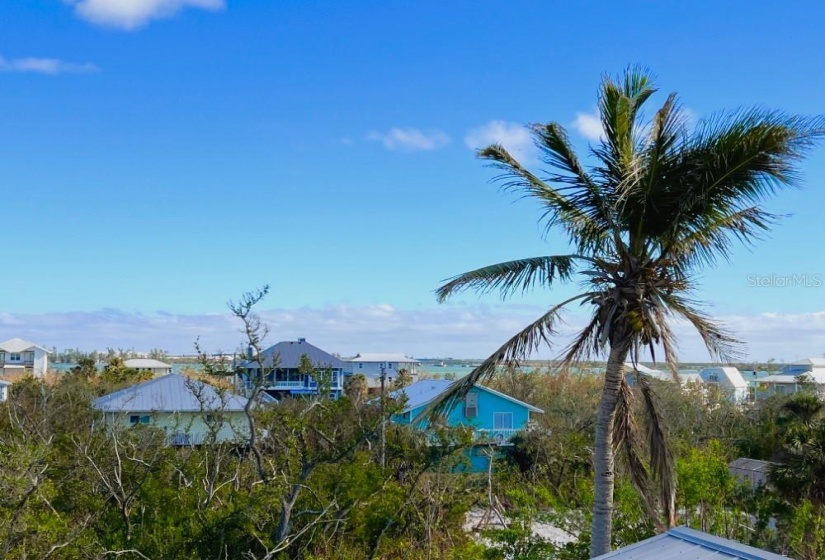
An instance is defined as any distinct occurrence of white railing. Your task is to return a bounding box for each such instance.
[268,380,309,388]
[474,428,521,444]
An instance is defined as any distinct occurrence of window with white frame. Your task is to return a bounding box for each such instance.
[494,412,513,430]
[464,392,478,418]
[9,353,21,362]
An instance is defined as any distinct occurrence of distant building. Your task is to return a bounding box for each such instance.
[346,353,420,389]
[729,457,773,488]
[391,379,543,471]
[124,358,173,377]
[623,363,703,388]
[593,526,786,560]
[699,366,749,403]
[0,338,49,378]
[241,338,346,399]
[757,358,825,399]
[93,373,253,445]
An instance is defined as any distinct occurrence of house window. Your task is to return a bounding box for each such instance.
[0,352,5,362]
[24,352,34,362]
[707,373,719,383]
[388,363,393,369]
[494,412,513,430]
[358,363,362,369]
[776,385,786,395]
[9,353,21,362]
[464,393,478,418]
[129,415,151,425]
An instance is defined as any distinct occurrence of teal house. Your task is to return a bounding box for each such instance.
[391,379,544,471]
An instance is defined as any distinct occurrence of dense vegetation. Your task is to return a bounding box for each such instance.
[1,367,823,559]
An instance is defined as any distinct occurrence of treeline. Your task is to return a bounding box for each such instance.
[2,369,824,559]
[49,348,170,364]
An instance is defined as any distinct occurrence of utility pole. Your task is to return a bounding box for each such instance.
[380,361,387,469]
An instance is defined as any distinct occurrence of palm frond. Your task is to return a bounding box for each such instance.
[664,206,778,267]
[614,376,666,531]
[594,67,656,181]
[638,374,676,528]
[417,295,588,422]
[634,110,825,244]
[436,255,577,302]
[663,294,743,362]
[478,144,601,241]
[531,122,614,247]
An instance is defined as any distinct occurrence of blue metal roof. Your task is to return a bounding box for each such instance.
[244,339,346,370]
[93,373,249,413]
[593,526,788,560]
[390,379,544,414]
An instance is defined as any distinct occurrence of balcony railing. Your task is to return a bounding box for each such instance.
[263,378,343,390]
[474,428,521,444]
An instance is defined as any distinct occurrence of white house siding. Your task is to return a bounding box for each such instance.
[699,367,749,404]
[0,346,48,377]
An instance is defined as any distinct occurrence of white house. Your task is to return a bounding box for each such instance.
[346,353,420,389]
[699,366,749,403]
[0,338,49,378]
[93,373,254,445]
[124,358,173,377]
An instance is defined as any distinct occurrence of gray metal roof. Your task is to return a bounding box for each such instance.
[593,526,788,560]
[391,379,544,414]
[244,339,345,370]
[93,373,249,413]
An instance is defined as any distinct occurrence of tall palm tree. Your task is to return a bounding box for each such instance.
[434,68,823,557]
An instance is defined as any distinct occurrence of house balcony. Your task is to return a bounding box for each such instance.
[262,376,344,393]
[474,428,522,445]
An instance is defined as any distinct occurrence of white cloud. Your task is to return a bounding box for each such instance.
[0,55,98,75]
[65,0,225,30]
[571,109,604,141]
[367,128,450,151]
[464,120,535,162]
[3,305,823,363]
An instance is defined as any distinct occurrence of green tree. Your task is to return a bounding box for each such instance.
[435,67,824,556]
[100,356,151,385]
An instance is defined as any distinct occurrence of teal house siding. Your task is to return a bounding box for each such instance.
[390,379,543,471]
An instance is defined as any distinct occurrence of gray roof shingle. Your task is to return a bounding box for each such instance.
[244,340,345,370]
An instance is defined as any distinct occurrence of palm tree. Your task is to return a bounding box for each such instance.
[434,68,823,557]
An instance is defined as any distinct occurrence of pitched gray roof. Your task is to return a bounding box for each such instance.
[391,379,544,414]
[93,373,249,413]
[593,526,786,559]
[245,340,345,370]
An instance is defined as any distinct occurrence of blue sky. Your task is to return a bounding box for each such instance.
[2,0,825,361]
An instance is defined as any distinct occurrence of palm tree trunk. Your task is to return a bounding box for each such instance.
[590,342,630,558]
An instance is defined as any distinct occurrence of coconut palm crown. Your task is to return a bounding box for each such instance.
[434,68,824,557]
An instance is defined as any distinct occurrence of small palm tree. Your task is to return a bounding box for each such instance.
[435,68,823,557]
